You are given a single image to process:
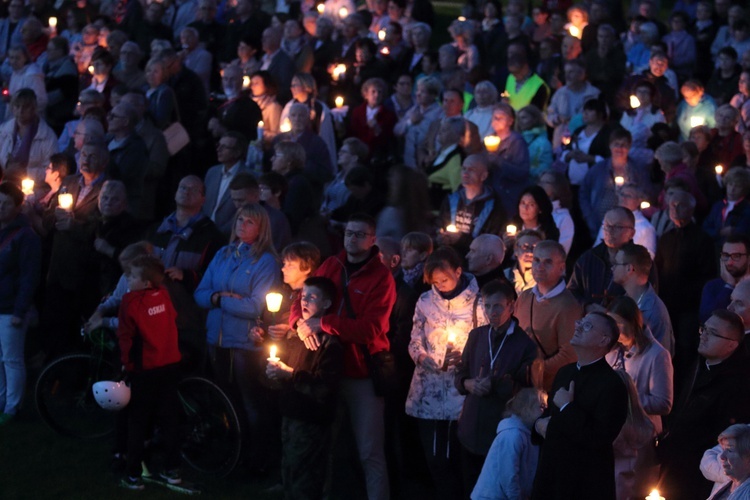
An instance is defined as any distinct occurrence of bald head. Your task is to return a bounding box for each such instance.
[466,234,505,275]
[461,154,489,189]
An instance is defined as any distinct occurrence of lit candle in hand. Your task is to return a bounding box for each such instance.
[715,164,723,175]
[645,490,665,500]
[22,178,34,196]
[48,17,57,29]
[257,121,264,142]
[690,116,705,128]
[445,224,458,233]
[58,193,74,210]
[242,75,250,89]
[268,345,279,362]
[380,46,390,56]
[280,118,291,133]
[561,136,571,146]
[614,176,625,186]
[88,65,94,74]
[629,95,640,108]
[335,96,344,109]
[338,7,348,18]
[317,3,324,14]
[378,29,386,41]
[447,331,456,348]
[266,292,283,313]
[640,201,650,210]
[483,135,501,153]
[506,224,517,236]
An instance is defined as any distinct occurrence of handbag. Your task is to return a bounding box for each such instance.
[340,268,398,397]
[163,121,190,156]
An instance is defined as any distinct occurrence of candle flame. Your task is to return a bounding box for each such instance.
[378,29,386,41]
[645,489,665,500]
[715,164,723,175]
[317,3,324,14]
[630,95,640,108]
[446,224,458,233]
[614,176,625,186]
[22,178,34,196]
[280,118,292,133]
[457,16,466,22]
[269,345,278,360]
[484,135,501,152]
[335,96,344,108]
[266,292,283,313]
[690,116,705,128]
[338,7,348,18]
[640,201,650,210]
[48,16,57,28]
[332,63,347,81]
[562,136,571,146]
[447,331,456,344]
[242,75,250,89]
[380,46,390,55]
[258,120,264,128]
[506,224,517,236]
[58,193,74,210]
[88,65,94,74]
[569,25,581,38]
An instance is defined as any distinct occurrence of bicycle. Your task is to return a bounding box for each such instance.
[35,327,243,477]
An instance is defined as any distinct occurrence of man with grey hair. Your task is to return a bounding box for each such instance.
[437,154,507,257]
[121,92,169,221]
[179,26,212,94]
[465,234,509,288]
[113,41,146,89]
[656,190,716,378]
[107,102,150,219]
[260,26,294,103]
[407,22,431,77]
[276,102,334,188]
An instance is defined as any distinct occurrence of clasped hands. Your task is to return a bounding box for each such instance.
[296,317,322,351]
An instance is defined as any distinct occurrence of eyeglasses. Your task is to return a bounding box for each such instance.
[575,319,595,332]
[344,230,372,239]
[720,252,748,262]
[698,324,739,342]
[611,261,630,268]
[518,243,536,252]
[602,224,634,233]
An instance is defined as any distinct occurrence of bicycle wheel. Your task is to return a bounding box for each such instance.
[178,377,242,477]
[35,353,118,439]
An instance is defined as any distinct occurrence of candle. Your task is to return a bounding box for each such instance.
[378,29,386,41]
[332,63,346,81]
[380,46,390,56]
[268,345,279,362]
[88,65,94,74]
[561,136,571,146]
[569,25,581,38]
[257,121,264,141]
[266,292,283,313]
[715,164,723,175]
[48,16,57,29]
[338,7,348,18]
[446,224,458,233]
[21,178,34,196]
[457,16,466,22]
[629,95,640,108]
[447,331,456,347]
[316,3,324,14]
[335,96,344,108]
[645,490,665,500]
[614,176,625,186]
[58,193,74,210]
[690,116,705,128]
[506,224,517,236]
[242,75,250,89]
[640,201,650,210]
[280,118,291,133]
[484,135,501,153]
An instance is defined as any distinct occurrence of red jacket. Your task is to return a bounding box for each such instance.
[289,248,396,378]
[117,286,182,372]
[347,103,397,158]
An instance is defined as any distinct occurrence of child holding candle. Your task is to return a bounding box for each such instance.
[266,276,343,500]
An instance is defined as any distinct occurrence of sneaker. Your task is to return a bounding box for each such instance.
[159,470,182,485]
[0,413,14,426]
[121,476,144,490]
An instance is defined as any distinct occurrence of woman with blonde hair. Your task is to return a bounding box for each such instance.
[194,203,280,470]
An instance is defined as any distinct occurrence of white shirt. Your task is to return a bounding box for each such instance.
[594,210,657,258]
[531,279,567,301]
[566,129,602,185]
[552,200,574,255]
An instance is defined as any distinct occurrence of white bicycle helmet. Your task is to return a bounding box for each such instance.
[92,381,131,410]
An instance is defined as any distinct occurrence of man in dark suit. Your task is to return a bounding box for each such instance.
[532,311,628,500]
[260,26,295,104]
[203,131,252,235]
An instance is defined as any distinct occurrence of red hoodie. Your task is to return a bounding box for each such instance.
[289,248,397,379]
[117,286,182,372]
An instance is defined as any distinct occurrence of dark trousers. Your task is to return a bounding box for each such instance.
[281,417,330,500]
[417,419,462,500]
[460,446,487,499]
[125,363,182,478]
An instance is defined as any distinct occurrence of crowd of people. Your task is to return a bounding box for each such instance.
[2,0,750,498]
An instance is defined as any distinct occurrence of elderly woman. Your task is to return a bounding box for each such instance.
[250,70,283,145]
[703,167,750,245]
[702,424,750,499]
[272,141,318,236]
[279,73,337,168]
[517,105,552,183]
[144,58,178,130]
[427,117,466,205]
[347,77,397,163]
[194,203,279,470]
[487,102,530,217]
[0,89,58,184]
[394,75,444,169]
[0,182,42,426]
[655,141,708,215]
[406,246,487,500]
[606,296,673,499]
[113,41,146,90]
[579,128,653,239]
[5,45,47,118]
[465,81,498,138]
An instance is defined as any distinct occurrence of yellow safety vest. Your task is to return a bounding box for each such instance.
[505,73,549,111]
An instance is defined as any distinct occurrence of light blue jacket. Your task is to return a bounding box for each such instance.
[471,414,539,500]
[522,126,552,183]
[194,241,279,350]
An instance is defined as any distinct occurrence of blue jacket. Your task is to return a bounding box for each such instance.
[522,126,552,183]
[194,241,279,350]
[487,131,530,217]
[579,158,653,239]
[0,214,41,318]
[702,198,750,247]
